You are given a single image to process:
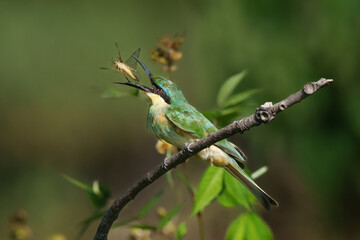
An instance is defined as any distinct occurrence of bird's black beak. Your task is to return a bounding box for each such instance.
[132,56,155,85]
[132,56,164,92]
[115,56,160,94]
[114,81,153,93]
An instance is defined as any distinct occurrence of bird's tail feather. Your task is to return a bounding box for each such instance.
[225,163,278,210]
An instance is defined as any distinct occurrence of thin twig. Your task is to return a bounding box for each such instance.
[197,211,205,240]
[93,78,333,240]
[181,165,205,240]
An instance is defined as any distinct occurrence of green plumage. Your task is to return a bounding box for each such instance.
[147,77,245,163]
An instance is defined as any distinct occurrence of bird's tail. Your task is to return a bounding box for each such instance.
[225,162,278,210]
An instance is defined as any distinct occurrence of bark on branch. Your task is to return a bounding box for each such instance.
[93,78,333,240]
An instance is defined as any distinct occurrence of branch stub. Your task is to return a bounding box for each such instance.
[255,102,275,123]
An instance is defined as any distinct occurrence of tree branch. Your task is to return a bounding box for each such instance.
[93,78,333,240]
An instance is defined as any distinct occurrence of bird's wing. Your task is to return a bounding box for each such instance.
[165,105,210,139]
[165,105,246,164]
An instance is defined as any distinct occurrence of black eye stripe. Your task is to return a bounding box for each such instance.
[154,86,170,104]
[161,91,170,104]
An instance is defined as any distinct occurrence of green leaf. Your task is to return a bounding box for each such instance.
[138,190,164,219]
[176,172,194,194]
[219,104,244,116]
[224,171,257,207]
[101,87,129,98]
[63,174,93,192]
[100,86,139,98]
[157,204,182,229]
[88,181,111,208]
[192,167,224,216]
[78,210,106,238]
[251,166,268,180]
[129,89,140,96]
[63,175,111,208]
[218,171,257,209]
[202,110,220,122]
[246,212,273,240]
[225,214,247,240]
[112,217,137,228]
[175,222,187,240]
[217,187,240,208]
[217,70,248,107]
[223,89,260,108]
[81,210,106,226]
[130,224,157,230]
[166,171,175,188]
[225,212,273,240]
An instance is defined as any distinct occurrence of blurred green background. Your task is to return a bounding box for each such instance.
[1,0,359,239]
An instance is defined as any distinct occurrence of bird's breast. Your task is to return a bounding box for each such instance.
[147,105,171,136]
[149,104,169,127]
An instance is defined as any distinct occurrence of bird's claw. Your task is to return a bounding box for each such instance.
[185,142,194,152]
[162,157,170,170]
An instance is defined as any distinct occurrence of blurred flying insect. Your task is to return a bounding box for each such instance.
[101,43,141,82]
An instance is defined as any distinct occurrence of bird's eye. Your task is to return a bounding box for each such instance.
[158,89,163,93]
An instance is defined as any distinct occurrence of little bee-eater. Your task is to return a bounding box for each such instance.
[116,57,278,210]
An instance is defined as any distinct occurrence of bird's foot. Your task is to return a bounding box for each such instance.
[162,157,171,170]
[185,142,194,152]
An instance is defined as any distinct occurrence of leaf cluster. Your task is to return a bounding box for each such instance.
[192,167,273,240]
[203,70,260,128]
[64,174,186,240]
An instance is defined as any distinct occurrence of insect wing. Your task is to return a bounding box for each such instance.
[125,48,141,70]
[123,48,141,81]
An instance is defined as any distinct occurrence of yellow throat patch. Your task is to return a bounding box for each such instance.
[146,92,168,106]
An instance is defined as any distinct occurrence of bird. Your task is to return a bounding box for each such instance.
[116,56,278,210]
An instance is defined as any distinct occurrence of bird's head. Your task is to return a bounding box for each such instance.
[115,56,187,106]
